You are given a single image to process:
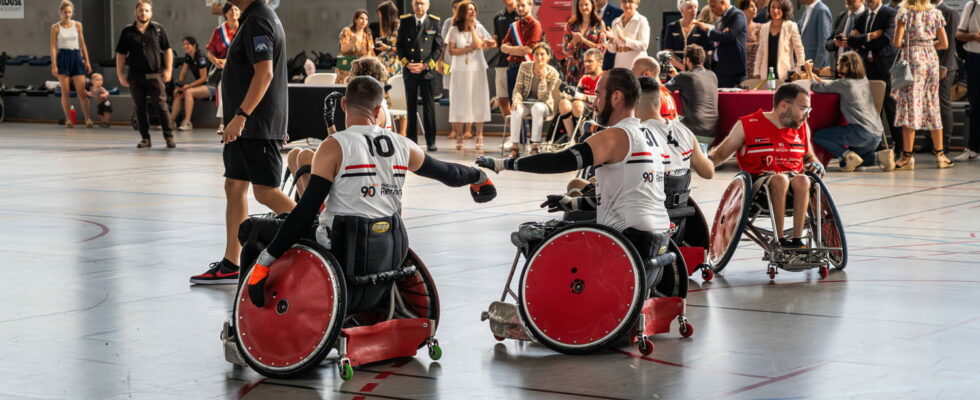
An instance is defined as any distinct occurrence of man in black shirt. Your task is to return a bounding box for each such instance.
[115,0,175,148]
[396,0,443,151]
[492,0,518,117]
[190,0,295,285]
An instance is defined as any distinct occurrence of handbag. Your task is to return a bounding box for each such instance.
[335,55,356,71]
[888,11,914,90]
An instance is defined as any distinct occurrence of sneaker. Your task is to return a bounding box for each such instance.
[779,238,807,249]
[190,259,240,285]
[177,121,193,131]
[165,137,176,148]
[841,150,863,172]
[953,150,979,162]
[137,139,152,148]
[100,122,111,128]
[216,123,224,135]
[877,149,896,171]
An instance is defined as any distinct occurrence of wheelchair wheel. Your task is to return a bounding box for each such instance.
[708,172,753,272]
[398,249,441,328]
[807,172,848,270]
[518,223,645,354]
[234,239,347,379]
[654,240,689,299]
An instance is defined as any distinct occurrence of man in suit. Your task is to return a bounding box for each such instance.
[825,0,866,76]
[695,0,748,88]
[397,0,443,151]
[665,44,719,139]
[798,0,833,69]
[595,0,624,70]
[928,0,960,153]
[754,0,770,23]
[847,0,899,147]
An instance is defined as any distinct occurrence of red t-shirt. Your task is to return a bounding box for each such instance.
[736,109,809,175]
[578,73,600,96]
[501,17,543,64]
[206,22,237,60]
[659,86,677,120]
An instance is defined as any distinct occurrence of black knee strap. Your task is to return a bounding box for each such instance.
[294,164,312,182]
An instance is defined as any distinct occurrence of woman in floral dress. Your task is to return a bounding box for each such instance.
[374,1,401,79]
[561,0,606,85]
[337,9,375,83]
[892,0,951,169]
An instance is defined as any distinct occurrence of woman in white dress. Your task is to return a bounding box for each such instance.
[607,0,650,69]
[447,0,496,151]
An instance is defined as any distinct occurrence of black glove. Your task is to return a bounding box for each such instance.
[469,170,497,203]
[540,194,578,213]
[476,156,509,173]
[806,161,826,177]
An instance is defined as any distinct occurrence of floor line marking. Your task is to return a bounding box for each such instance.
[612,349,771,379]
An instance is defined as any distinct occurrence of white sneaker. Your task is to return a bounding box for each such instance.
[953,150,979,161]
[841,150,864,172]
[177,121,193,131]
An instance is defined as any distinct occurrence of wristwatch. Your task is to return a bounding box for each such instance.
[235,108,251,120]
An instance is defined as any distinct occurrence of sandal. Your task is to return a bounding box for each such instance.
[933,149,954,169]
[455,135,463,150]
[895,151,915,170]
[463,131,474,139]
[475,136,484,151]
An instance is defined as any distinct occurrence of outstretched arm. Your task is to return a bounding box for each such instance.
[408,144,497,203]
[709,121,745,166]
[475,126,630,173]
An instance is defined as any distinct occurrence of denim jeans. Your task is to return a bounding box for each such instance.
[813,124,882,166]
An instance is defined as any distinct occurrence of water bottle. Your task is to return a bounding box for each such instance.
[69,105,77,125]
[767,67,777,92]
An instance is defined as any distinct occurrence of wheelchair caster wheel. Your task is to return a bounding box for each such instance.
[818,265,829,279]
[638,339,654,355]
[767,266,777,280]
[679,322,694,338]
[428,344,443,361]
[339,359,354,381]
[493,335,505,342]
[701,268,714,281]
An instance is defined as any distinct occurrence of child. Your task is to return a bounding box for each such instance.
[88,73,111,128]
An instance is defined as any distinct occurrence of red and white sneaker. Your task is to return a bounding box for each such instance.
[190,260,240,285]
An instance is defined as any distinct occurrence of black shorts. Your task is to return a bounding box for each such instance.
[223,138,283,187]
[97,102,113,114]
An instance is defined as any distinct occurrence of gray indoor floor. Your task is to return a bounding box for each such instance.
[2,122,979,400]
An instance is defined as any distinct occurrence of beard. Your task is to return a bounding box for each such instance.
[596,93,614,126]
[779,112,804,130]
[137,15,151,23]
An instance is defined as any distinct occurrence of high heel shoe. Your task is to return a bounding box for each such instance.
[475,136,484,151]
[448,130,457,140]
[895,151,915,170]
[933,149,954,169]
[455,136,463,150]
[85,119,95,128]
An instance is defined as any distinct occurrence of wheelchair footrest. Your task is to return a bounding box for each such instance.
[641,297,685,336]
[678,246,706,276]
[341,318,435,367]
[483,301,534,341]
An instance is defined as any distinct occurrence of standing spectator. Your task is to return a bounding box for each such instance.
[699,5,721,25]
[442,0,486,140]
[115,0,176,148]
[825,0,865,77]
[631,57,678,120]
[337,9,375,84]
[696,0,749,88]
[375,1,402,79]
[954,0,980,161]
[804,53,888,171]
[848,0,899,149]
[594,0,624,70]
[751,0,805,81]
[191,0,295,284]
[562,0,607,86]
[492,0,519,117]
[396,0,443,151]
[447,1,495,151]
[88,73,112,128]
[663,0,714,71]
[170,37,213,131]
[738,0,761,77]
[665,44,719,139]
[891,0,951,169]
[206,2,240,134]
[501,0,543,103]
[508,43,561,157]
[608,0,649,69]
[50,1,93,128]
[930,0,959,154]
[797,0,833,70]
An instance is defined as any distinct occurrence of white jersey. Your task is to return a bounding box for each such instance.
[596,117,670,234]
[642,118,696,176]
[316,124,415,245]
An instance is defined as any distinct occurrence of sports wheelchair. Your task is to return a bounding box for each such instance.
[222,215,442,380]
[662,171,715,282]
[481,219,694,356]
[706,171,847,280]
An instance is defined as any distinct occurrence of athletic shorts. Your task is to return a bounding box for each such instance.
[56,49,85,77]
[494,67,509,99]
[223,138,283,187]
[751,172,800,194]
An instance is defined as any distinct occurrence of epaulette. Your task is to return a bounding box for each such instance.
[429,14,441,20]
[400,14,412,19]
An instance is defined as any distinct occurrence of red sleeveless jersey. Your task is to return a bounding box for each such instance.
[659,86,678,120]
[579,73,600,96]
[736,109,808,175]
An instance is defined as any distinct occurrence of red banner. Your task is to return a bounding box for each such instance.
[535,0,573,60]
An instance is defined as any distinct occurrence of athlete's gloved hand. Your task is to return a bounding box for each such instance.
[475,156,509,173]
[806,161,826,177]
[470,169,497,203]
[540,194,578,213]
[246,250,276,307]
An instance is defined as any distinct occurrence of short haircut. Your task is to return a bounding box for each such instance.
[677,0,699,11]
[837,51,866,79]
[351,56,390,84]
[769,0,794,20]
[91,72,104,80]
[136,0,152,8]
[632,56,658,76]
[605,68,641,108]
[584,48,603,61]
[685,44,706,66]
[773,83,809,108]
[637,76,662,109]
[345,76,385,111]
[222,2,235,16]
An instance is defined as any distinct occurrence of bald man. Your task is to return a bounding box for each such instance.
[631,57,677,120]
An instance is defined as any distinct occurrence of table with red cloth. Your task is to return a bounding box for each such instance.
[672,90,844,162]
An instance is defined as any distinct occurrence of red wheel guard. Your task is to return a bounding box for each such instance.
[342,318,435,366]
[641,297,685,336]
[678,246,706,276]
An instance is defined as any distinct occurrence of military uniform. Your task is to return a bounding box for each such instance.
[396,13,443,149]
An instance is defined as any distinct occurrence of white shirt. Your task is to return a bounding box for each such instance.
[56,21,80,50]
[447,25,493,71]
[959,0,980,53]
[608,13,650,69]
[595,117,670,234]
[415,14,428,29]
[800,0,821,33]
